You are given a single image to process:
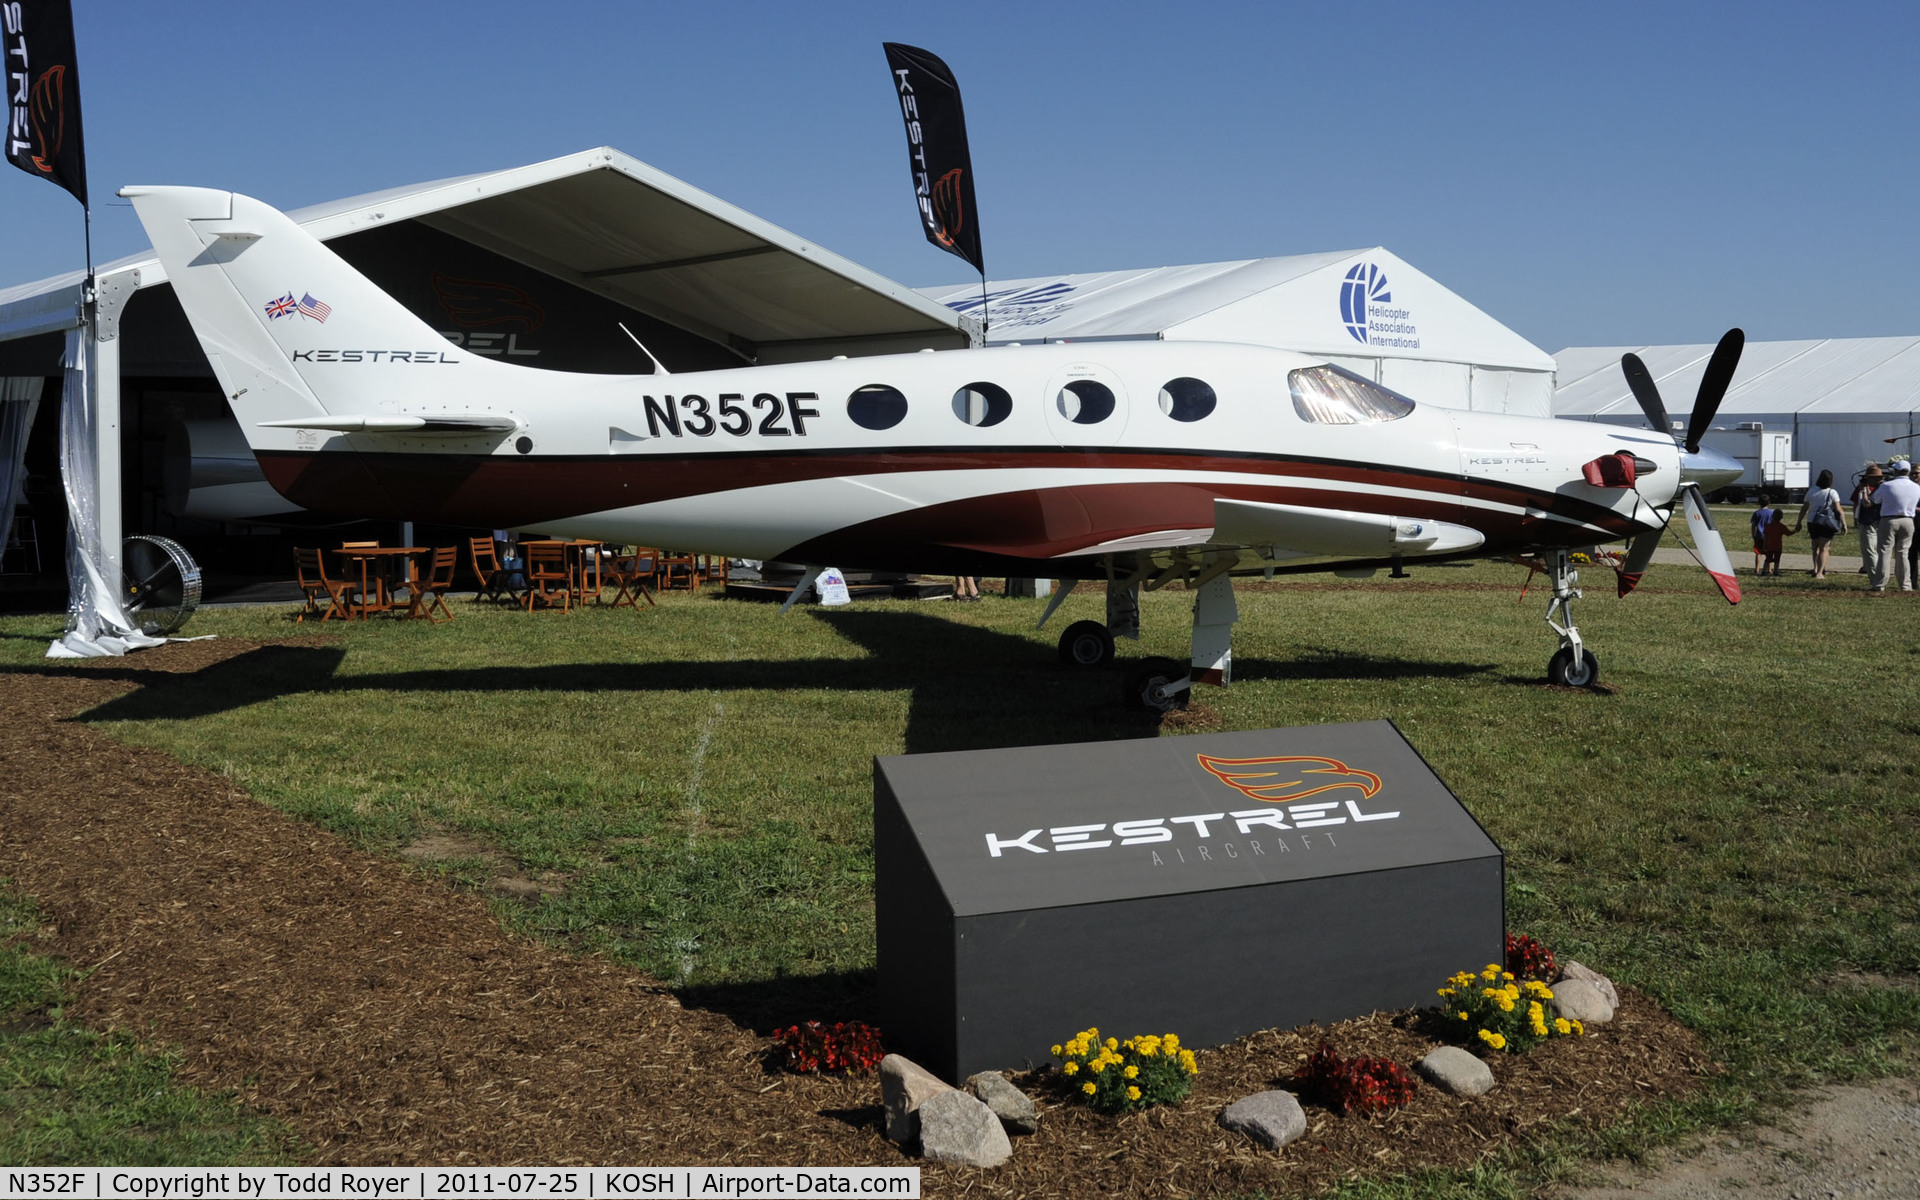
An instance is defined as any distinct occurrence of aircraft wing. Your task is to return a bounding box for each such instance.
[1060,498,1484,562]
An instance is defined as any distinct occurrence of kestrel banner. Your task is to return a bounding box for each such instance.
[882,42,982,275]
[4,0,88,206]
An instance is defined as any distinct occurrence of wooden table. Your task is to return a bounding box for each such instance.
[520,539,607,606]
[333,547,427,620]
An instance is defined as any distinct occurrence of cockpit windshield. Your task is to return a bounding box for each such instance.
[1288,364,1416,425]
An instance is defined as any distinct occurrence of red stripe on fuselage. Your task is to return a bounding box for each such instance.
[254,446,1636,560]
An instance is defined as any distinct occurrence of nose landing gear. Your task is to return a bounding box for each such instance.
[1543,548,1600,688]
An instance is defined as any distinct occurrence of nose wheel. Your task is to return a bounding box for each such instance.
[1542,549,1601,689]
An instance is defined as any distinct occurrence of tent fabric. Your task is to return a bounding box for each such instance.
[1553,336,1920,421]
[0,376,42,560]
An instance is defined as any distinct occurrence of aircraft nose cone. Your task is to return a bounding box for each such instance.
[1680,445,1743,493]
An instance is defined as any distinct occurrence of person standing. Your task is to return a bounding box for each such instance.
[1748,498,1776,574]
[1794,469,1847,580]
[952,575,980,602]
[1852,464,1884,577]
[1872,460,1918,593]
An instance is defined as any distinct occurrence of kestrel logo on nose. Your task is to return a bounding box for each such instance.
[1196,754,1382,803]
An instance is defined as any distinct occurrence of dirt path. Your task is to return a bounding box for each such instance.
[1560,1078,1920,1199]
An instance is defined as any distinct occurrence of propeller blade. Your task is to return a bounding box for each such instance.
[1680,483,1741,604]
[1620,352,1670,435]
[1614,525,1665,597]
[1685,328,1745,454]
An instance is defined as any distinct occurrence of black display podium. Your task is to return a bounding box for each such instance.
[875,720,1503,1082]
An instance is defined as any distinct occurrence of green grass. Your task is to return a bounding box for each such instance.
[2,554,1917,1182]
[0,885,299,1166]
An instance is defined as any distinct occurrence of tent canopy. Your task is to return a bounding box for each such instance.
[0,147,969,362]
[1554,336,1920,422]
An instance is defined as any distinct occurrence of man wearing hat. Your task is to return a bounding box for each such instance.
[1871,459,1918,592]
[1852,463,1883,577]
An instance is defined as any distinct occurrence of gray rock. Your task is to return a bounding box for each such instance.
[1550,977,1616,1025]
[1560,960,1620,1009]
[917,1088,1012,1168]
[1415,1046,1495,1096]
[880,1053,953,1144]
[966,1071,1039,1134]
[1219,1089,1308,1150]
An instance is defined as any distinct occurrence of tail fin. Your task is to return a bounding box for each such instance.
[123,186,499,449]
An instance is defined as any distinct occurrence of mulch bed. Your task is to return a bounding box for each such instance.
[0,639,1713,1192]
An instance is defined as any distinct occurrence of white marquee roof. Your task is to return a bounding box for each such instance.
[1555,336,1920,421]
[917,249,1555,372]
[0,147,967,360]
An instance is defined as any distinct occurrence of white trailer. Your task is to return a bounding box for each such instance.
[1698,424,1810,502]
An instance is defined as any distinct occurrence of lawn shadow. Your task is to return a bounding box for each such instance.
[47,609,1164,754]
[1231,647,1498,685]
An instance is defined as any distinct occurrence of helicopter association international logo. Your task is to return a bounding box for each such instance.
[1338,262,1421,349]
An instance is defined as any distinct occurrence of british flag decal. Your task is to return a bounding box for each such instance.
[263,293,297,320]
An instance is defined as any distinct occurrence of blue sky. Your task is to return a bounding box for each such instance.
[6,1,1918,353]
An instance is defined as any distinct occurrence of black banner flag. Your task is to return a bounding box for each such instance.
[882,43,982,275]
[5,0,87,206]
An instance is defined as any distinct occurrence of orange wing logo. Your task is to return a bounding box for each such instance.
[28,66,68,174]
[1196,754,1382,804]
[930,167,966,247]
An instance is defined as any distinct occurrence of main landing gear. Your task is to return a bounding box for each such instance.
[1043,556,1242,711]
[1542,548,1600,688]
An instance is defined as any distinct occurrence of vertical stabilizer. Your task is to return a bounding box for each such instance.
[122,186,498,451]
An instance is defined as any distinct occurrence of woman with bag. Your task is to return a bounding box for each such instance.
[1795,468,1847,579]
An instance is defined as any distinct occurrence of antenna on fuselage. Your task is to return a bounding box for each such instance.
[618,322,671,376]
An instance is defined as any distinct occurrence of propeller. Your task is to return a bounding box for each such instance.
[1611,329,1747,604]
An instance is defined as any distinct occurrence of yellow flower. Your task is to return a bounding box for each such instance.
[1082,1081,1097,1096]
[1126,1086,1142,1101]
[1051,1044,1063,1057]
[1457,1011,1469,1021]
[1062,1061,1078,1076]
[1572,1020,1585,1036]
[1497,996,1515,1012]
[1165,1034,1180,1050]
[1553,1018,1572,1035]
[1502,971,1515,981]
[1090,1059,1106,1074]
[1180,1050,1198,1074]
[1476,1029,1507,1050]
[1105,1037,1118,1051]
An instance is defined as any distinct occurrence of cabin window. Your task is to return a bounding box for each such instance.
[1158,377,1216,422]
[847,384,908,430]
[1056,379,1116,425]
[952,382,1013,427]
[1288,364,1415,425]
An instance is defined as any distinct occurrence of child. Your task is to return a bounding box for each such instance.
[1749,500,1774,573]
[1762,503,1790,575]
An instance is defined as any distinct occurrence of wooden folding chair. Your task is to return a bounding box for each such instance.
[523,542,573,613]
[417,545,459,623]
[607,547,659,609]
[700,554,731,587]
[469,536,522,605]
[339,540,389,609]
[293,547,353,622]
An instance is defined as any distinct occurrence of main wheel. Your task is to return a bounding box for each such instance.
[1123,657,1190,712]
[1057,620,1115,667]
[1547,647,1599,688]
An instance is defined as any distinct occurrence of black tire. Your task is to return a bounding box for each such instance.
[1123,657,1190,712]
[1547,647,1600,688]
[1058,620,1115,667]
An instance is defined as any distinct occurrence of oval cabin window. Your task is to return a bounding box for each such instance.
[1158,377,1216,422]
[952,382,1013,427]
[847,384,909,430]
[1055,379,1116,425]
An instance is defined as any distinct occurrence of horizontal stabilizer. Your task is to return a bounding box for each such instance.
[257,414,519,434]
[1213,498,1484,558]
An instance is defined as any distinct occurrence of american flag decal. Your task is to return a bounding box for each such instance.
[263,293,297,320]
[298,293,332,323]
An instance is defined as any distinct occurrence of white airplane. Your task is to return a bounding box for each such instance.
[124,185,1745,707]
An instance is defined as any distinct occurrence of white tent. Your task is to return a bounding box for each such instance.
[1554,337,1920,480]
[918,249,1557,417]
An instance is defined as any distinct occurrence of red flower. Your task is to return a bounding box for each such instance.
[773,1020,884,1075]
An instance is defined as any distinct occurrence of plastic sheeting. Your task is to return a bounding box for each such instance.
[46,326,161,658]
[0,376,41,565]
